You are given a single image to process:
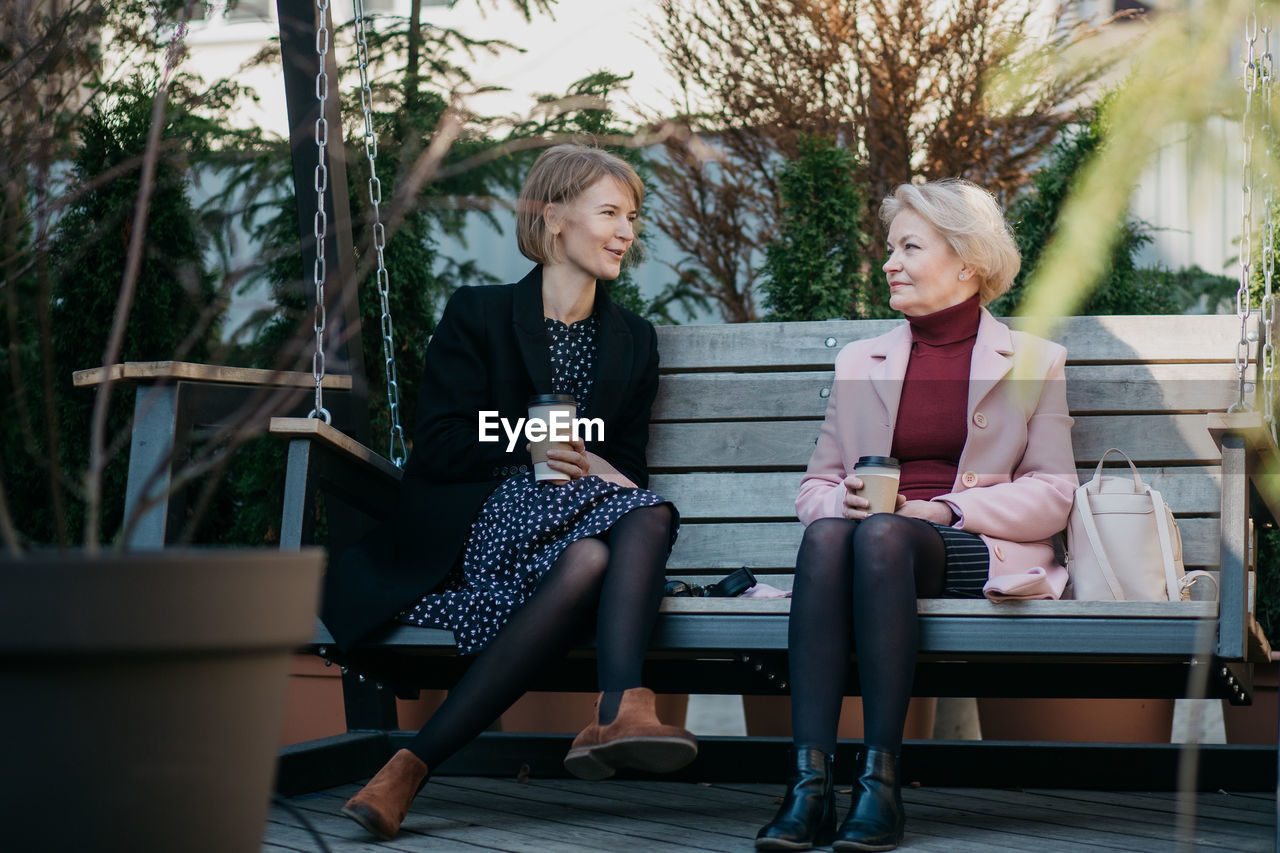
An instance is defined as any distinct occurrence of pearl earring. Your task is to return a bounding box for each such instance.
[959,272,968,280]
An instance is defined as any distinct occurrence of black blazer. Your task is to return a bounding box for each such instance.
[321,266,661,651]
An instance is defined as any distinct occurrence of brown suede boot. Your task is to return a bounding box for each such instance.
[341,749,430,841]
[563,687,698,781]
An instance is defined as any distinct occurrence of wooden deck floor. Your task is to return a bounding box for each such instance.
[264,777,1275,852]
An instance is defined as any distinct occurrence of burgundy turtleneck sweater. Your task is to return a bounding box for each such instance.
[890,293,981,503]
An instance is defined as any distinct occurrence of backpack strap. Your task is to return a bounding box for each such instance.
[1147,486,1181,601]
[1075,485,1127,601]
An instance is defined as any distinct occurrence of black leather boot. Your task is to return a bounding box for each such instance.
[832,747,904,852]
[755,745,837,851]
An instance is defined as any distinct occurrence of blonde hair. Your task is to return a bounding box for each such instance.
[879,179,1021,305]
[516,144,644,264]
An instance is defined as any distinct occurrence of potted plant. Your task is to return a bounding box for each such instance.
[0,5,324,851]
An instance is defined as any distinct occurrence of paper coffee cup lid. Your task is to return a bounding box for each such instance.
[856,455,899,468]
[528,394,576,406]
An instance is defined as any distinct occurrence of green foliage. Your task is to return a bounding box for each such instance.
[988,95,1239,322]
[990,102,1180,317]
[5,74,221,545]
[219,20,653,546]
[1258,528,1280,650]
[0,190,49,543]
[1135,265,1239,314]
[512,70,697,321]
[760,136,875,321]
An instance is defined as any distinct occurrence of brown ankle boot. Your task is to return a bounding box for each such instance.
[341,749,430,841]
[563,687,698,781]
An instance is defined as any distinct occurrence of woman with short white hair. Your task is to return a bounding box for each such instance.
[756,179,1077,851]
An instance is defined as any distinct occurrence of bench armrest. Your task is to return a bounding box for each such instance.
[1207,412,1280,526]
[1207,412,1280,660]
[74,361,354,390]
[270,417,403,549]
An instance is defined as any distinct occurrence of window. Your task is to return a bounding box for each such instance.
[1113,0,1154,18]
[193,1,271,23]
[226,1,272,21]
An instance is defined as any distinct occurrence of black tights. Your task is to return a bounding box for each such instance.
[406,503,673,769]
[788,514,947,755]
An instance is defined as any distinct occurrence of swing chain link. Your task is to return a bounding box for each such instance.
[353,0,407,466]
[309,0,332,424]
[1233,14,1261,414]
[1262,25,1278,441]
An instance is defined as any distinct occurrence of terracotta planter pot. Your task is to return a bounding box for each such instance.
[743,695,938,740]
[1221,653,1280,745]
[500,691,690,733]
[278,654,447,745]
[976,698,1175,742]
[0,549,324,853]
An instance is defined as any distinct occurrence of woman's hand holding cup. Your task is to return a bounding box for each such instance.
[841,456,903,520]
[841,475,873,520]
[540,437,589,482]
[527,393,580,484]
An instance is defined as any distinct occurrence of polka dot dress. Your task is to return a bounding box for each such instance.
[398,314,677,654]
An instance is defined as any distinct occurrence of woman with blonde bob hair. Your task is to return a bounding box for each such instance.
[756,179,1077,851]
[328,144,695,841]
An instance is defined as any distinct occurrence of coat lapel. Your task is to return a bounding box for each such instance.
[869,323,912,434]
[590,283,633,420]
[512,266,553,394]
[510,268,634,418]
[966,309,1015,418]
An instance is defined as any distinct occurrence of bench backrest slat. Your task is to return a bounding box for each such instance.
[649,467,1222,519]
[653,363,1240,421]
[655,315,1248,371]
[648,416,1224,469]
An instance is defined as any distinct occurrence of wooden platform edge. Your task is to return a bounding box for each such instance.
[270,416,403,482]
[72,361,353,390]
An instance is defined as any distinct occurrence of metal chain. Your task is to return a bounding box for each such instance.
[353,0,407,466]
[1261,25,1277,440]
[1232,13,1260,414]
[309,0,332,424]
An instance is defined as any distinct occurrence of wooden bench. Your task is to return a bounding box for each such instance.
[273,313,1280,794]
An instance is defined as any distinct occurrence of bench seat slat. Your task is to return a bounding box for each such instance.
[654,599,1215,616]
[324,612,1215,657]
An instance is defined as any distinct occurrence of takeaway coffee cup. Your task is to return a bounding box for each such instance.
[528,394,578,484]
[854,455,901,515]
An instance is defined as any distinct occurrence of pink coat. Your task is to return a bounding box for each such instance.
[795,308,1079,600]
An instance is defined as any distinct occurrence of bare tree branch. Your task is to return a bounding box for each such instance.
[649,0,1118,321]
